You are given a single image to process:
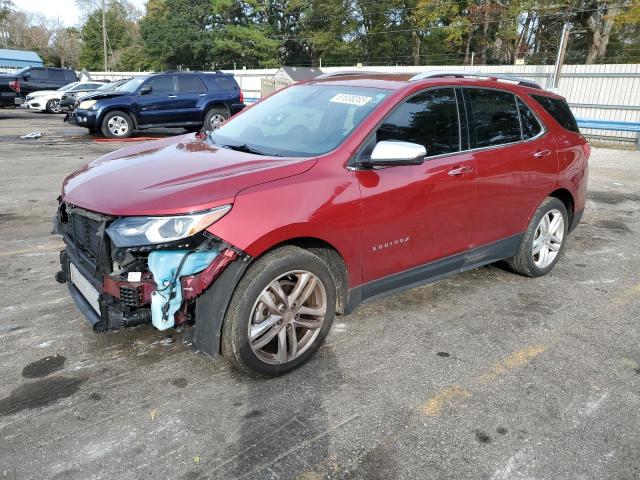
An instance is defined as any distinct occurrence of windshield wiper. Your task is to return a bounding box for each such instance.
[219,143,281,157]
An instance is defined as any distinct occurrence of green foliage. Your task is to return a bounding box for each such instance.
[16,0,636,70]
[79,0,139,70]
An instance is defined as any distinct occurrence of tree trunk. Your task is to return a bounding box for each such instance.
[412,30,421,66]
[463,32,472,65]
[582,0,624,64]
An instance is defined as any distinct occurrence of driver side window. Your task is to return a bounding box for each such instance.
[377,88,460,158]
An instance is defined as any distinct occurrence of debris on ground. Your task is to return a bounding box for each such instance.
[20,132,43,140]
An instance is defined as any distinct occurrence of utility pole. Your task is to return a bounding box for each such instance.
[102,0,108,72]
[551,22,571,89]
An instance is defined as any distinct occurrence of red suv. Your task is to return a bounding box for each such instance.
[55,71,589,376]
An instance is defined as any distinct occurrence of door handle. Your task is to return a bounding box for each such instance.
[533,149,552,158]
[168,95,177,98]
[448,165,474,176]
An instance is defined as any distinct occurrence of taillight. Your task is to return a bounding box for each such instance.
[8,80,20,93]
[239,90,244,103]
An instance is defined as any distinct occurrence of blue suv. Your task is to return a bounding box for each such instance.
[69,72,245,138]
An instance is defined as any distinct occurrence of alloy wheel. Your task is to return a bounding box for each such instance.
[107,116,129,136]
[50,100,61,113]
[532,208,564,268]
[248,270,327,365]
[209,114,226,130]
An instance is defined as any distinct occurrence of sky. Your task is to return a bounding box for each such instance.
[16,0,148,26]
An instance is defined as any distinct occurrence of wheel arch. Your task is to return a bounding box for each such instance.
[202,102,231,120]
[192,236,350,360]
[549,188,575,225]
[258,237,350,315]
[98,106,138,129]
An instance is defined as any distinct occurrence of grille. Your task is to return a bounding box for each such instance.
[66,210,104,264]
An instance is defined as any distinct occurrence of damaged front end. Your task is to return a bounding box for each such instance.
[53,201,246,347]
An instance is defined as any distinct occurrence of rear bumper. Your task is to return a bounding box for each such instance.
[0,92,17,106]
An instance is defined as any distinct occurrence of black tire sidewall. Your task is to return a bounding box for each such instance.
[46,99,59,113]
[521,198,569,276]
[224,248,336,377]
[101,110,133,138]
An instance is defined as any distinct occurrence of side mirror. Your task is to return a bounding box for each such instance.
[361,140,426,168]
[139,85,152,95]
[22,73,30,81]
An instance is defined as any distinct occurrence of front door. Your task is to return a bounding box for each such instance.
[136,75,181,125]
[357,88,477,293]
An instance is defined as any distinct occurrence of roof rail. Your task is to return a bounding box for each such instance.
[409,70,542,90]
[315,70,382,80]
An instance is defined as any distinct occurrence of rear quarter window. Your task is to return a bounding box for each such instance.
[49,70,66,82]
[531,94,579,133]
[202,75,239,92]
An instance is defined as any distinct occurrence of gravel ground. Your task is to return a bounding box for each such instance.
[0,108,639,480]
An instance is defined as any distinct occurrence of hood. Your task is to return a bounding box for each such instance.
[62,134,317,216]
[80,90,129,102]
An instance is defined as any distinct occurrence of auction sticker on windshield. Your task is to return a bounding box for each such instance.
[329,93,372,106]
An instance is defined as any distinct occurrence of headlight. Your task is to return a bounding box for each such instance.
[78,100,97,109]
[106,205,231,247]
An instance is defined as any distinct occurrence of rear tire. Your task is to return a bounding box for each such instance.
[203,107,229,133]
[46,99,61,114]
[221,246,336,377]
[101,110,133,138]
[507,197,568,277]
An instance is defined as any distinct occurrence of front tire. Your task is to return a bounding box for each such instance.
[221,246,336,377]
[101,110,133,138]
[507,197,569,277]
[46,99,61,114]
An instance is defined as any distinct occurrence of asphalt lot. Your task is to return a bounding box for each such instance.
[0,108,639,480]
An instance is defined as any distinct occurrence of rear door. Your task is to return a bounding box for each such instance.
[136,75,180,125]
[175,74,208,123]
[357,88,477,289]
[464,87,559,248]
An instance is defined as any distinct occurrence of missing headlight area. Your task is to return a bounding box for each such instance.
[54,201,242,333]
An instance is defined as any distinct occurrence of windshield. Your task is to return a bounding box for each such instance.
[57,82,79,92]
[211,84,390,157]
[118,76,147,93]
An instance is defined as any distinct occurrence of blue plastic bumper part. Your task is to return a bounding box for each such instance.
[147,250,219,330]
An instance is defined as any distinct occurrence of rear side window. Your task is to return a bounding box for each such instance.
[466,88,521,148]
[49,70,66,81]
[517,98,542,140]
[147,75,175,94]
[177,75,207,93]
[531,94,579,133]
[213,76,238,91]
[377,88,460,157]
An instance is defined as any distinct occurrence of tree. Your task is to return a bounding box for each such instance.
[140,0,215,70]
[78,0,140,70]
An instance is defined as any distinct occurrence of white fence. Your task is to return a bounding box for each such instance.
[88,64,640,149]
[3,63,637,148]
